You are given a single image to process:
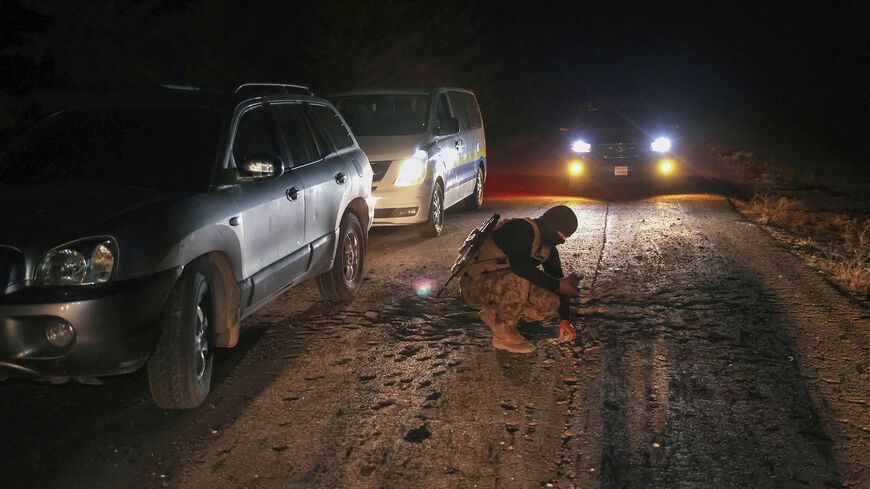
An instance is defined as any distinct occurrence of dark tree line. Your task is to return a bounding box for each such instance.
[305,0,536,137]
[3,0,244,88]
[1,0,249,130]
[0,0,540,141]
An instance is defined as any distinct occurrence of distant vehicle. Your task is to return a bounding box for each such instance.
[330,87,486,237]
[561,104,680,185]
[0,84,374,409]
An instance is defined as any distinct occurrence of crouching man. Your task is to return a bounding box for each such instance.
[459,205,582,353]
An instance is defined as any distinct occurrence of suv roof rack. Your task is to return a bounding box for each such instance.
[234,83,314,97]
[159,84,201,91]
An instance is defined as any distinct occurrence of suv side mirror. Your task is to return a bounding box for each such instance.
[220,167,240,186]
[239,154,284,180]
[436,117,460,136]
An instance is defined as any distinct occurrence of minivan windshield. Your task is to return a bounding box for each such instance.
[0,106,222,192]
[332,94,430,136]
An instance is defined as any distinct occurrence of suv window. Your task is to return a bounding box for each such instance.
[233,105,281,165]
[271,103,320,166]
[309,104,354,150]
[448,91,482,130]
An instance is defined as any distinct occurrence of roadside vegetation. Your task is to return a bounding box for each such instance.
[707,145,870,301]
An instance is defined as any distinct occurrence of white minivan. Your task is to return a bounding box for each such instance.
[330,87,486,236]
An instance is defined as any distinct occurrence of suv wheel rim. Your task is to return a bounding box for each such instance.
[433,188,443,231]
[343,229,361,283]
[194,283,209,381]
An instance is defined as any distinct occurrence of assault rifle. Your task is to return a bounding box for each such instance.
[435,213,500,297]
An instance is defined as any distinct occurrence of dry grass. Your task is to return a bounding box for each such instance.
[711,140,870,300]
[829,223,870,297]
[743,193,870,299]
[748,193,800,225]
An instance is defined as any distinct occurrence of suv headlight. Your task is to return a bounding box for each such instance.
[571,140,591,153]
[394,150,428,186]
[651,137,672,153]
[35,237,117,286]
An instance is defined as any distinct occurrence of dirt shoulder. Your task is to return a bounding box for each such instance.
[699,142,870,303]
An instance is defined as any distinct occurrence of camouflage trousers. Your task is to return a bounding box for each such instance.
[459,270,560,327]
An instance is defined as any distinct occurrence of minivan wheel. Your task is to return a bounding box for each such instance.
[147,269,214,409]
[418,182,444,237]
[465,167,484,210]
[317,212,365,300]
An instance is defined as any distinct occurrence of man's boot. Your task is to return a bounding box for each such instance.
[492,323,536,354]
[479,309,510,345]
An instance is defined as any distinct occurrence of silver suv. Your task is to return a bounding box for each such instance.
[0,84,373,408]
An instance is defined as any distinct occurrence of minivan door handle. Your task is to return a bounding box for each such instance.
[286,186,300,201]
[334,172,347,185]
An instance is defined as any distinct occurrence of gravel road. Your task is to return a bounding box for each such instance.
[2,193,867,489]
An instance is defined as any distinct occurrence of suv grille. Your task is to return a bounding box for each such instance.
[598,143,640,160]
[370,161,392,183]
[0,246,26,291]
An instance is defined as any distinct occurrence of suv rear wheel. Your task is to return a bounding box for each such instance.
[147,267,215,409]
[317,212,365,300]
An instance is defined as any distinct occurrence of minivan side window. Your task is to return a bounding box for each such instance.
[309,104,354,150]
[233,105,281,164]
[464,93,483,129]
[448,91,482,130]
[271,103,320,166]
[435,93,452,132]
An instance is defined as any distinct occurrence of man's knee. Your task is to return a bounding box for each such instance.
[527,286,560,317]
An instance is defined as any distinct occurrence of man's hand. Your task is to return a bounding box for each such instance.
[559,275,581,296]
[558,320,577,341]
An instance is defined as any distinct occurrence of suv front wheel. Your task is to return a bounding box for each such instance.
[317,212,365,301]
[147,267,215,409]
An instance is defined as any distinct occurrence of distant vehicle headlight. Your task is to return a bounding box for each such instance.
[394,151,428,186]
[659,160,674,174]
[35,237,117,286]
[569,162,583,174]
[571,140,591,153]
[651,137,672,153]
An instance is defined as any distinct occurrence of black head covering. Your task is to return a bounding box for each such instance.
[535,205,578,245]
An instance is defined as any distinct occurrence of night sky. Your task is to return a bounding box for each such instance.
[1,1,867,158]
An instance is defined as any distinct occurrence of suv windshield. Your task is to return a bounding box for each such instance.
[332,94,430,136]
[0,106,222,191]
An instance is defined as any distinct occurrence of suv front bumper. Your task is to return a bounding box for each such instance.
[0,268,181,381]
[570,154,678,181]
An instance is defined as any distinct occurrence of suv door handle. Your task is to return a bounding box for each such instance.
[454,139,463,151]
[286,186,300,201]
[334,172,347,185]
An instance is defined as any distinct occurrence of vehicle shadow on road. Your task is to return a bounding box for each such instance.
[0,319,276,489]
[583,274,841,488]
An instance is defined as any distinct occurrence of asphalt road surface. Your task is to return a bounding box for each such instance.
[1,193,868,489]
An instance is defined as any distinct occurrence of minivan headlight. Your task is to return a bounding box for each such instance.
[35,237,117,286]
[394,152,428,186]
